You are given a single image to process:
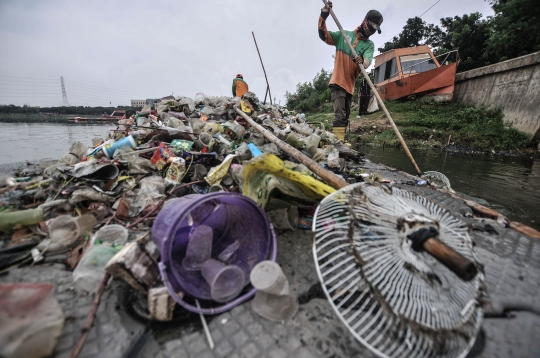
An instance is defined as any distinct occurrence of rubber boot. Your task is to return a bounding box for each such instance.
[333,126,346,141]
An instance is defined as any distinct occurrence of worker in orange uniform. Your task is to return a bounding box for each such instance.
[319,1,383,141]
[232,74,249,98]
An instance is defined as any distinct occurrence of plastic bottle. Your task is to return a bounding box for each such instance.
[0,208,44,233]
[72,244,118,293]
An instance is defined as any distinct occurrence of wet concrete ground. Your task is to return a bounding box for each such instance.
[1,160,539,358]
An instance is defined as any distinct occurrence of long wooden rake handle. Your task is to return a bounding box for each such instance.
[234,107,349,189]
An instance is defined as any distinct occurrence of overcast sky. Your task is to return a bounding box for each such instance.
[0,0,494,108]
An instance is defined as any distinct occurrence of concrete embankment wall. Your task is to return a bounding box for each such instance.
[454,51,540,141]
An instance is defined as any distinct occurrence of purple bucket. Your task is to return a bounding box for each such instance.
[152,192,276,314]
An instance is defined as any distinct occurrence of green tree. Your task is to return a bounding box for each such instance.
[486,0,540,62]
[440,13,492,71]
[378,17,452,57]
[285,69,332,112]
[378,17,432,53]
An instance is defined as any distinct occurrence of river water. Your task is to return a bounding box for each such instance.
[0,122,115,165]
[0,122,538,230]
[359,145,540,230]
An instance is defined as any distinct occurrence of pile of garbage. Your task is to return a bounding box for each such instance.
[0,91,368,357]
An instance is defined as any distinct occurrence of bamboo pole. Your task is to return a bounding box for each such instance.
[252,32,273,105]
[321,0,422,175]
[234,107,349,189]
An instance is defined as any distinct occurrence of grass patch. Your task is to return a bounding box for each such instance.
[305,112,333,131]
[387,100,529,150]
[300,98,529,151]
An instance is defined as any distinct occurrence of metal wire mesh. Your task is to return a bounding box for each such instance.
[313,183,484,358]
[422,171,453,191]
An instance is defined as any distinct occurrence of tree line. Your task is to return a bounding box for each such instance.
[0,105,139,116]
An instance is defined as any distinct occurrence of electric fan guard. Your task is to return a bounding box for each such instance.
[312,183,484,358]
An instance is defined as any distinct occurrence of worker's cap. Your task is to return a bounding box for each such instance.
[366,10,383,34]
[236,74,243,78]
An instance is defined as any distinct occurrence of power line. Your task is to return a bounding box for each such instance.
[0,76,156,98]
[0,75,58,80]
[419,0,442,18]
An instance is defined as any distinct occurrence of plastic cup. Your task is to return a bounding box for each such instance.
[208,185,225,193]
[192,164,208,181]
[182,225,214,271]
[251,290,298,322]
[250,261,290,296]
[284,133,305,149]
[266,207,298,231]
[201,259,245,303]
[221,174,234,187]
[47,215,97,252]
[250,261,298,322]
[247,133,265,147]
[304,134,321,156]
[199,133,216,151]
[93,224,129,245]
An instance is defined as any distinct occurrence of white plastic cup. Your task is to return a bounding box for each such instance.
[182,225,213,271]
[250,261,290,296]
[250,261,298,322]
[201,259,245,303]
[266,207,298,231]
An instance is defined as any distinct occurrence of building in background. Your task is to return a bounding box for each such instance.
[145,98,160,109]
[131,100,145,108]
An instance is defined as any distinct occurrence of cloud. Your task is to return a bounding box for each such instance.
[0,0,494,107]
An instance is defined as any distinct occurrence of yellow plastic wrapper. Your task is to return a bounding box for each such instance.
[240,100,253,114]
[205,154,236,186]
[242,154,335,208]
[202,122,223,135]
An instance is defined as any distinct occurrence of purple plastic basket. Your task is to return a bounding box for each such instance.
[152,192,277,314]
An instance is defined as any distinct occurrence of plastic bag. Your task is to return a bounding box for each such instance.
[177,97,195,113]
[166,116,183,129]
[189,118,206,135]
[242,154,335,208]
[165,157,186,184]
[327,147,340,168]
[205,154,236,186]
[194,93,206,106]
[69,187,111,204]
[170,139,194,152]
[73,245,118,293]
[259,143,282,156]
[202,122,223,135]
[0,283,65,358]
[150,143,175,171]
[127,176,167,217]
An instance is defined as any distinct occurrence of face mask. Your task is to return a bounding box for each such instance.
[357,18,374,39]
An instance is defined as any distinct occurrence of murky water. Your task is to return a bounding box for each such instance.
[0,122,538,230]
[0,122,114,165]
[359,145,540,230]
